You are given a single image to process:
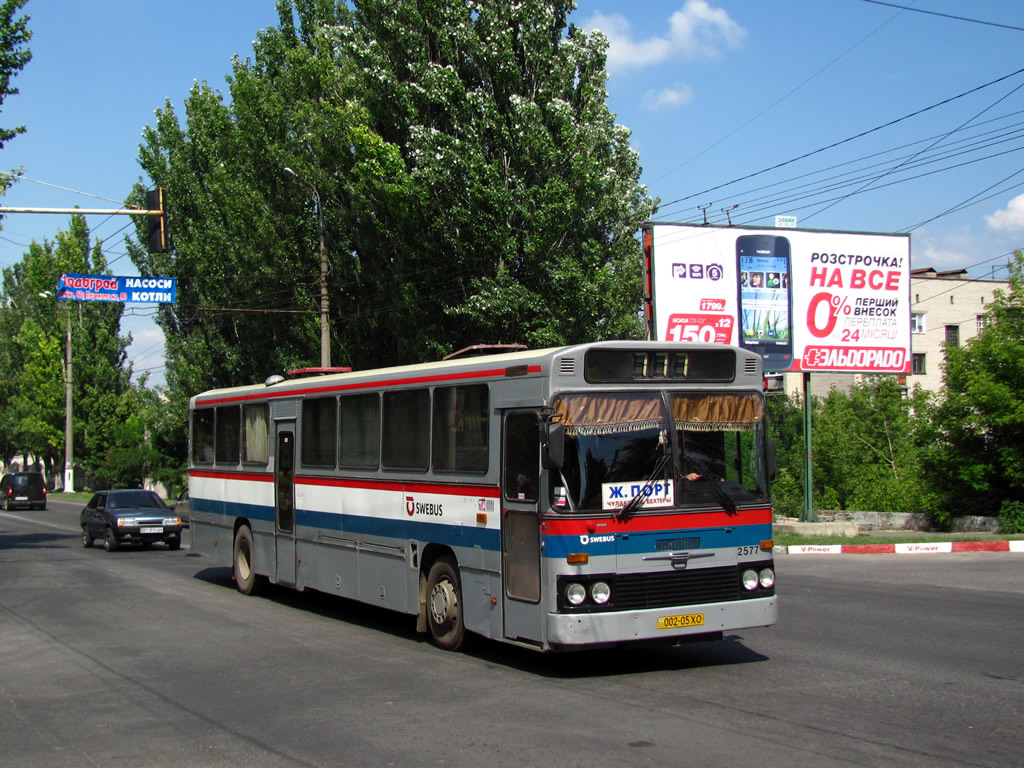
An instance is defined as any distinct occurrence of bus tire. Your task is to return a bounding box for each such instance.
[425,556,465,651]
[233,525,262,595]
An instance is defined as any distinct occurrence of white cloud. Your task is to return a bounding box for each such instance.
[643,84,695,110]
[586,1,746,75]
[985,193,1024,232]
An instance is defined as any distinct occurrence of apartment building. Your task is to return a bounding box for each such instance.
[906,267,1008,394]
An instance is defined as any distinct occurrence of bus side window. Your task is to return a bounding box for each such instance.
[382,389,430,471]
[503,412,539,503]
[192,409,215,464]
[215,405,241,464]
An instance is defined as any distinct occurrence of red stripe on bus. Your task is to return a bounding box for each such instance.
[190,469,274,482]
[540,507,772,534]
[297,475,500,497]
[196,365,543,406]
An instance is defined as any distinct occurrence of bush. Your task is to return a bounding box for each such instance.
[998,500,1024,534]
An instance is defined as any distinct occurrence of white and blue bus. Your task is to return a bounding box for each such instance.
[188,341,777,651]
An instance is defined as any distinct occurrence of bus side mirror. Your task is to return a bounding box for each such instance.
[767,438,778,484]
[543,421,564,471]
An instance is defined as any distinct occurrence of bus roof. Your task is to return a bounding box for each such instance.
[190,341,762,407]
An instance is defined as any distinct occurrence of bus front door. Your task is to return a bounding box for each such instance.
[501,410,544,645]
[275,425,296,587]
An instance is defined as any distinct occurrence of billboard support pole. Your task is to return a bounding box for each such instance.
[803,372,816,522]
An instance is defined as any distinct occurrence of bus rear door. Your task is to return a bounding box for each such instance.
[275,424,296,586]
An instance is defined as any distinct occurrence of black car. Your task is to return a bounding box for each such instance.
[80,489,183,552]
[1,471,47,510]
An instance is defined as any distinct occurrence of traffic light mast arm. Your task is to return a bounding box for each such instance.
[0,206,161,214]
[0,186,168,252]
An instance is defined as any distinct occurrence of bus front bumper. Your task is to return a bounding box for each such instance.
[546,596,777,649]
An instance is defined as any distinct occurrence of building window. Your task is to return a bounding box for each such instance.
[976,314,988,334]
[945,325,960,347]
[912,353,926,375]
[911,312,925,334]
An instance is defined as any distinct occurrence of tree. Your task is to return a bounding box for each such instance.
[130,0,656,399]
[923,250,1024,520]
[0,216,133,484]
[0,0,31,196]
[813,377,929,515]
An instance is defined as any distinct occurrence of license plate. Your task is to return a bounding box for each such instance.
[657,613,705,630]
[140,526,163,534]
[15,495,27,500]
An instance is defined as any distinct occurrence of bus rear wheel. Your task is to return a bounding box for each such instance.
[426,556,465,651]
[233,525,262,595]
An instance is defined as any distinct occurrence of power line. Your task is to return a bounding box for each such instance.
[861,1,1024,33]
[658,66,1024,211]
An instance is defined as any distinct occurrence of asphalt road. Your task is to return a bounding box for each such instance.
[2,499,1022,767]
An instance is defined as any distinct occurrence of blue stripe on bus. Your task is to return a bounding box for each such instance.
[193,495,768,558]
[193,496,500,551]
[300,508,501,551]
[541,523,773,558]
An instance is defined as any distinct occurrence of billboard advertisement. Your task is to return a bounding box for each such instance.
[55,274,176,304]
[645,223,911,374]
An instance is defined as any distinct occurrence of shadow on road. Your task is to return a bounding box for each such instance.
[190,565,770,675]
[0,528,76,549]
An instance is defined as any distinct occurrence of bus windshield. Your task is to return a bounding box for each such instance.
[551,391,769,513]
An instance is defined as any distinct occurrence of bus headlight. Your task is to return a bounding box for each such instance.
[590,581,611,605]
[742,569,759,591]
[566,582,586,605]
[759,568,775,589]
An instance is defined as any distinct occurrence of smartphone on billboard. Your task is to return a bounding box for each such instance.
[736,235,793,369]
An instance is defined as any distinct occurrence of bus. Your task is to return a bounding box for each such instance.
[187,341,777,652]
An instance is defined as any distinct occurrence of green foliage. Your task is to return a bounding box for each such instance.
[130,0,656,399]
[764,380,931,520]
[0,0,31,151]
[923,250,1024,519]
[999,500,1024,535]
[813,377,930,515]
[0,217,134,483]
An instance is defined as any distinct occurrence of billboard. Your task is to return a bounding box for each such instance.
[644,223,911,374]
[56,274,176,304]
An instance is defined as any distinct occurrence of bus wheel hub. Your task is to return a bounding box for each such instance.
[430,581,457,625]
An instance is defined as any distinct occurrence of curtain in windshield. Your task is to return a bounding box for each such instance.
[552,394,664,435]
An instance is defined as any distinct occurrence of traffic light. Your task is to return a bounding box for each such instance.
[145,188,168,253]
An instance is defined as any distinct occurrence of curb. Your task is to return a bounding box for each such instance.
[779,540,1024,555]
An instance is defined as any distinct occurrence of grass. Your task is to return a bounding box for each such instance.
[774,531,1024,546]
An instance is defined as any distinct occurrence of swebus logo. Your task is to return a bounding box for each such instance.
[405,496,444,517]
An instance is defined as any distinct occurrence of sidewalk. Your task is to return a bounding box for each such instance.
[779,539,1024,555]
[774,520,1024,555]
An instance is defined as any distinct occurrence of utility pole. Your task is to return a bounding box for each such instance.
[63,308,73,493]
[284,167,331,368]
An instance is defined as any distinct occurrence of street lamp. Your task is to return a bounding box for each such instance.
[284,166,331,368]
[38,291,74,493]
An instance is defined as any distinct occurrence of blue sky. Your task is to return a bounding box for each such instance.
[2,0,1022,388]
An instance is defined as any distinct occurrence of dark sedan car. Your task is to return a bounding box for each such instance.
[80,489,183,552]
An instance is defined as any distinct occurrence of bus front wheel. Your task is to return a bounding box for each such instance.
[426,556,465,651]
[233,525,262,595]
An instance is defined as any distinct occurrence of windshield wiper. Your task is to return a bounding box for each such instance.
[618,452,670,521]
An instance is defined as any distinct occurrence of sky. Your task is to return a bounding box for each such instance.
[2,0,1023,389]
